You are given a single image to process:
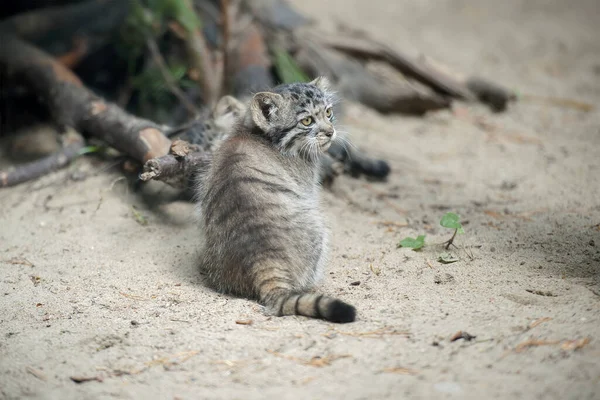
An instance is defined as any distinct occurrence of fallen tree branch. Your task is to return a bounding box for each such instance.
[0,33,172,164]
[146,37,200,117]
[319,30,515,111]
[230,22,274,96]
[179,0,219,106]
[0,129,84,188]
[0,0,130,60]
[317,32,476,101]
[245,0,514,111]
[293,38,449,115]
[140,151,211,188]
[219,0,231,93]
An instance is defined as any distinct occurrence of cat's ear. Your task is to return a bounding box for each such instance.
[310,76,331,91]
[214,95,246,119]
[250,92,284,131]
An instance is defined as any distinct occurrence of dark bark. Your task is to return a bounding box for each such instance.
[0,34,172,164]
[0,0,130,59]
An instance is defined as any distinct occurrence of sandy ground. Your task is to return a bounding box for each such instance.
[1,0,600,399]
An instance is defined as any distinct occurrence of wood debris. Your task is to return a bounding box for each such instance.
[26,366,47,381]
[514,339,560,353]
[450,331,476,342]
[70,375,104,384]
[561,337,591,351]
[509,337,593,354]
[526,289,557,297]
[331,326,410,339]
[267,350,351,367]
[528,317,552,330]
[119,292,148,301]
[381,366,419,375]
[3,257,35,267]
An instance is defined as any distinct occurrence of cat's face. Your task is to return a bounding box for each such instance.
[248,77,337,161]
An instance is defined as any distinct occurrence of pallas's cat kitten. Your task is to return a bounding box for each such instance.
[196,77,355,323]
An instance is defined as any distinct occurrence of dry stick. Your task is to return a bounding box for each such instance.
[318,33,475,100]
[182,0,219,106]
[0,129,85,188]
[0,34,172,169]
[145,38,200,116]
[320,33,515,110]
[293,37,449,115]
[139,151,211,188]
[219,0,231,93]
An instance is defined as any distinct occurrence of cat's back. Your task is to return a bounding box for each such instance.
[199,132,316,231]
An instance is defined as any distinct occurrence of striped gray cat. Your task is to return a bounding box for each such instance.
[196,77,356,323]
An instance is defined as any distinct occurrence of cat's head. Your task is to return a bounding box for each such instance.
[246,77,337,160]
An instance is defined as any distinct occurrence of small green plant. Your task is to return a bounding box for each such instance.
[397,235,426,251]
[397,212,467,258]
[440,212,463,249]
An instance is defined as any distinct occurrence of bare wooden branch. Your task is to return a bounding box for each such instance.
[0,129,84,188]
[140,152,211,188]
[0,0,130,66]
[0,34,172,164]
[181,0,219,106]
[294,39,449,115]
[220,0,231,93]
[317,32,476,101]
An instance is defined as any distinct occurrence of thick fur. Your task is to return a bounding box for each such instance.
[196,78,356,323]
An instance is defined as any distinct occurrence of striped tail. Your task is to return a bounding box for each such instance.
[261,290,356,323]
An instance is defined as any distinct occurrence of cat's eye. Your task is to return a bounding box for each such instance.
[301,116,313,126]
[325,108,333,119]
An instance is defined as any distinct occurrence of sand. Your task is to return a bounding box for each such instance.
[1,0,599,398]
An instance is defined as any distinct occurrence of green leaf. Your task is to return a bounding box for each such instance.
[440,212,464,233]
[438,252,460,264]
[398,235,426,250]
[78,146,102,156]
[272,48,309,84]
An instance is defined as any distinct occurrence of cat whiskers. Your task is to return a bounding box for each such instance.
[298,138,314,159]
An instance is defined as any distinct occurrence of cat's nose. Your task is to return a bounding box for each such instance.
[324,129,334,137]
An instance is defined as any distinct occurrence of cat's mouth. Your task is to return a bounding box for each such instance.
[318,131,336,151]
[319,140,333,151]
